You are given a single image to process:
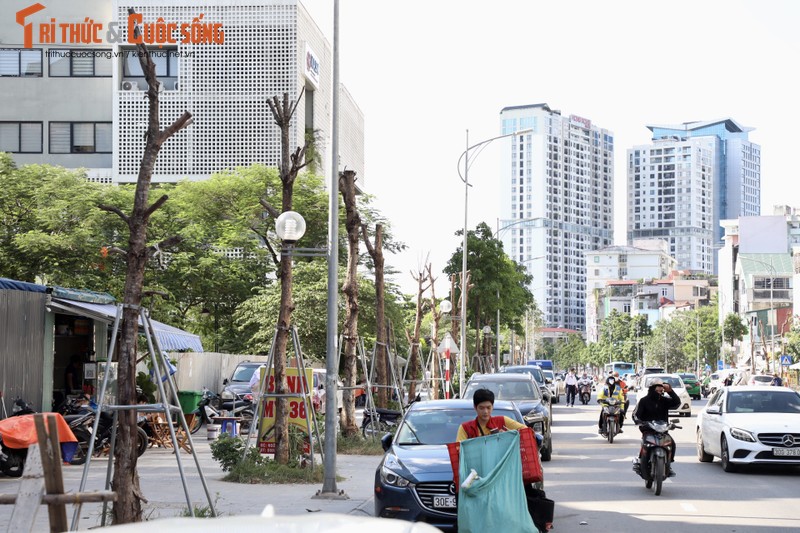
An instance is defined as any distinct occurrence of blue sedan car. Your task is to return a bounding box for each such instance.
[374,399,533,531]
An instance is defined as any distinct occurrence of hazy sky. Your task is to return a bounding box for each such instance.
[303,0,800,295]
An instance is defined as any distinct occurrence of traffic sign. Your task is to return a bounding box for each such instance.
[717,360,724,371]
[781,355,792,366]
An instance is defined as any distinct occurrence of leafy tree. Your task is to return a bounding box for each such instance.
[444,222,534,360]
[645,318,690,371]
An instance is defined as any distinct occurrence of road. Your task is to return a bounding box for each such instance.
[542,392,800,532]
[1,397,799,532]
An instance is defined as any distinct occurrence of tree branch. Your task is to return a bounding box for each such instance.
[143,194,169,220]
[148,235,182,258]
[263,237,281,268]
[361,224,376,256]
[259,198,280,219]
[98,204,130,226]
[157,112,193,144]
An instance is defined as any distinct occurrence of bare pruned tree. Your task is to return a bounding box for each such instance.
[339,169,360,436]
[362,223,388,407]
[259,90,311,464]
[407,261,431,399]
[98,9,192,524]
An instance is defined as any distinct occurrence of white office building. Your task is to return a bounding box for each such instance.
[499,103,614,332]
[627,119,760,274]
[0,0,364,186]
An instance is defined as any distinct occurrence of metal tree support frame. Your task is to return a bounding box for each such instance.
[337,334,374,420]
[241,325,321,467]
[362,340,406,437]
[402,343,453,400]
[69,305,215,530]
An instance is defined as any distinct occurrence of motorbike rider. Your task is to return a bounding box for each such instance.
[613,371,630,419]
[596,375,625,435]
[632,377,681,476]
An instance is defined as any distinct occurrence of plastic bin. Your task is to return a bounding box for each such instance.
[177,390,202,413]
[207,424,220,440]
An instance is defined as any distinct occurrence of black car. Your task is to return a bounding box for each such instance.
[374,399,531,531]
[501,365,553,407]
[221,361,263,401]
[463,373,552,461]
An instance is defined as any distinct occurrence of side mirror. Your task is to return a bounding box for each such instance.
[381,433,394,451]
[670,418,681,424]
[223,378,229,385]
[706,405,721,415]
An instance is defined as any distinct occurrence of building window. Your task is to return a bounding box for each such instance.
[49,122,112,154]
[122,48,178,78]
[0,122,43,153]
[0,49,42,77]
[48,49,112,77]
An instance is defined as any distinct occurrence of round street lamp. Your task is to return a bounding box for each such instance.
[275,211,307,243]
[440,299,452,314]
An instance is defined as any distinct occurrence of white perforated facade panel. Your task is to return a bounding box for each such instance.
[113,0,337,183]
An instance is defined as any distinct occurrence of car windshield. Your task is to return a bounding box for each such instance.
[646,376,682,388]
[727,390,800,413]
[394,407,517,445]
[542,370,554,380]
[680,374,697,381]
[752,375,773,383]
[464,381,539,401]
[232,365,258,382]
[503,367,544,384]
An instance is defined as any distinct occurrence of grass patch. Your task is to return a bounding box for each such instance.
[224,458,325,484]
[336,433,386,455]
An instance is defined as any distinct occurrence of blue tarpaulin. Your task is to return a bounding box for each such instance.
[457,430,535,532]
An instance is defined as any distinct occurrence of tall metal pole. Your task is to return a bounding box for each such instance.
[319,0,341,498]
[696,313,700,375]
[496,290,500,372]
[770,260,774,372]
[460,129,469,395]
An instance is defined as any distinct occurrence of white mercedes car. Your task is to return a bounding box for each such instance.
[636,373,692,417]
[696,386,800,472]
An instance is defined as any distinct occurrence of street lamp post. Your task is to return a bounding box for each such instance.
[457,127,532,393]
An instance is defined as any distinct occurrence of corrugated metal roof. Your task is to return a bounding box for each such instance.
[50,299,204,353]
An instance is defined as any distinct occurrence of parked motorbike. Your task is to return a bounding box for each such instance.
[189,387,255,435]
[361,393,420,438]
[579,382,592,405]
[599,397,623,444]
[68,407,148,465]
[632,419,681,496]
[10,398,36,417]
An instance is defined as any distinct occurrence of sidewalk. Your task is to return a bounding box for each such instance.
[0,428,382,530]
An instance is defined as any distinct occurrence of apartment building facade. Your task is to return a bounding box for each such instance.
[0,0,364,187]
[627,119,760,274]
[499,103,614,332]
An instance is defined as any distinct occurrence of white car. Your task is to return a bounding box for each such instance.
[542,369,560,404]
[636,373,692,417]
[696,386,800,472]
[707,369,746,395]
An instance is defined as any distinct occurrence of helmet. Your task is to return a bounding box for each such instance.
[648,378,664,388]
[606,376,616,387]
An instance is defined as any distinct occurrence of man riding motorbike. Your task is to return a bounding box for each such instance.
[597,376,625,435]
[632,377,681,476]
[613,371,630,419]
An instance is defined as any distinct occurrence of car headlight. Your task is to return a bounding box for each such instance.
[729,427,756,443]
[380,464,412,488]
[221,390,235,400]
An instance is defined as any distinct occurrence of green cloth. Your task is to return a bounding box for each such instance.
[457,430,535,532]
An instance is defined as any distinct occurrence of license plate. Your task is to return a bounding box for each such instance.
[773,447,800,457]
[433,495,456,508]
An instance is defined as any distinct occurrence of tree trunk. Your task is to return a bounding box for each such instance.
[339,170,360,437]
[427,264,441,399]
[104,15,192,523]
[264,92,310,463]
[363,224,387,407]
[408,264,431,400]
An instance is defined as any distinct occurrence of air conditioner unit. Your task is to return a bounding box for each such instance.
[121,80,138,91]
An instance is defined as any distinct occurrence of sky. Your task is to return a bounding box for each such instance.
[302,0,800,296]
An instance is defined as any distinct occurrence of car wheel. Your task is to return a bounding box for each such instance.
[696,430,713,463]
[540,437,552,462]
[720,436,738,473]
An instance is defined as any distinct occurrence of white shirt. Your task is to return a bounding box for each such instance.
[249,365,266,393]
[565,372,578,386]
